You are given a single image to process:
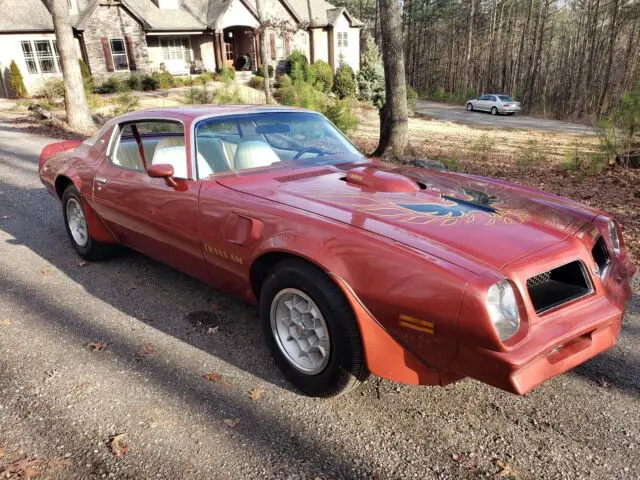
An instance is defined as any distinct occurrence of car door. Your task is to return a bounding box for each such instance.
[92,119,209,283]
[476,95,488,111]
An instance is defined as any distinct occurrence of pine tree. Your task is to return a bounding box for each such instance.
[8,60,28,99]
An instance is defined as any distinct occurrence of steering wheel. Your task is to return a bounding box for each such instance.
[293,146,327,160]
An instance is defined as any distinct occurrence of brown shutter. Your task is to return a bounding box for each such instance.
[285,33,291,56]
[270,33,276,60]
[125,36,136,71]
[101,37,115,72]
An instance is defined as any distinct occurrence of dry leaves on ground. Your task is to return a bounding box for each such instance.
[0,458,41,478]
[39,266,52,275]
[0,319,12,326]
[0,443,4,459]
[223,418,240,428]
[87,341,107,351]
[77,260,90,268]
[202,372,233,388]
[493,459,520,478]
[248,386,266,401]
[107,434,129,458]
[136,343,155,358]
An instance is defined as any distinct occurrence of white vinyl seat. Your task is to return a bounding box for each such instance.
[151,136,188,179]
[233,140,280,170]
[114,139,162,170]
[196,137,232,177]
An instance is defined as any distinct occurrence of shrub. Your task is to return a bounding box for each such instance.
[516,139,547,170]
[113,91,139,115]
[277,80,327,112]
[36,78,65,107]
[255,65,274,78]
[276,74,293,89]
[286,50,309,83]
[141,75,159,91]
[311,60,333,93]
[249,76,265,90]
[8,60,27,98]
[333,62,356,99]
[407,85,418,115]
[324,97,358,134]
[96,76,123,94]
[217,66,236,83]
[357,33,385,108]
[562,141,607,174]
[471,133,493,161]
[152,70,175,89]
[125,74,143,91]
[79,59,94,94]
[215,84,244,104]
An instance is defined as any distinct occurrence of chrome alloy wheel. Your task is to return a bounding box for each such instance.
[66,198,89,247]
[270,288,331,374]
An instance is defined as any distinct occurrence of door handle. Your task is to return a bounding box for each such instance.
[95,177,107,185]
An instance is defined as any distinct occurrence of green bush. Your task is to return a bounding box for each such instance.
[277,80,327,112]
[215,84,244,104]
[96,76,123,94]
[516,139,547,170]
[407,85,418,114]
[276,74,293,89]
[36,78,65,107]
[324,97,358,134]
[79,59,94,94]
[152,71,175,89]
[357,33,385,108]
[8,60,28,98]
[217,66,236,83]
[311,60,333,93]
[141,75,159,91]
[471,134,493,161]
[113,91,140,115]
[333,63,356,99]
[255,65,274,78]
[286,50,309,83]
[248,76,265,90]
[125,74,143,91]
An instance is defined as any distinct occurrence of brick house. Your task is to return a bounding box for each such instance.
[0,0,362,97]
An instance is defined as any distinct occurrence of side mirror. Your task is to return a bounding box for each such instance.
[147,163,178,188]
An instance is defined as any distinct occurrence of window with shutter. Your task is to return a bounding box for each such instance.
[270,33,276,60]
[101,37,115,72]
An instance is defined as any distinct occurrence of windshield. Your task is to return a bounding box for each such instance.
[194,111,364,179]
[498,95,514,102]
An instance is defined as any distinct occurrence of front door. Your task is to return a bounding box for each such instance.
[91,120,209,283]
[224,36,234,68]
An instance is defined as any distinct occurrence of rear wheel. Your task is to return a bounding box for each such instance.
[62,186,115,261]
[491,107,498,115]
[466,103,473,112]
[260,259,369,397]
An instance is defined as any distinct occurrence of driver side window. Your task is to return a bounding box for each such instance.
[111,120,188,178]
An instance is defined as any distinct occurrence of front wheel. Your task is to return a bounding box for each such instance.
[260,259,369,397]
[466,103,473,112]
[491,107,498,115]
[62,186,115,261]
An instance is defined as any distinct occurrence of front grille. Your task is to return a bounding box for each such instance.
[591,236,610,277]
[527,261,592,314]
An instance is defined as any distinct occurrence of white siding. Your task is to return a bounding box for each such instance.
[216,0,259,30]
[312,28,328,63]
[332,14,359,72]
[0,33,81,96]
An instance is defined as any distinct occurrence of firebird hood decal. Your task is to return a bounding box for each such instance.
[217,163,597,272]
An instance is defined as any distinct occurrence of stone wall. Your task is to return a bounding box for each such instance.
[81,4,149,78]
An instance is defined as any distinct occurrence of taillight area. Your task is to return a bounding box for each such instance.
[38,140,83,171]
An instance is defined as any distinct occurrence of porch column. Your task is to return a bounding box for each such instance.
[213,30,224,71]
[254,29,262,69]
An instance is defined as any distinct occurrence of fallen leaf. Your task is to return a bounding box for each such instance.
[107,433,129,458]
[202,372,233,388]
[149,419,177,428]
[248,386,266,401]
[207,326,219,334]
[493,459,520,478]
[223,418,240,428]
[0,458,41,478]
[0,215,10,220]
[136,343,155,357]
[46,457,72,473]
[87,341,107,351]
[0,444,4,459]
[0,319,12,326]
[40,266,52,275]
[77,260,90,267]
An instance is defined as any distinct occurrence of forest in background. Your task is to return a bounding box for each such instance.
[333,0,640,120]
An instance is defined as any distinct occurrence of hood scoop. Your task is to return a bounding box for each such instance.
[344,166,422,193]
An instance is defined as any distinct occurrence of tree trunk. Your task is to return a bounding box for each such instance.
[255,0,272,103]
[597,0,619,113]
[463,0,475,90]
[48,0,94,133]
[373,0,410,159]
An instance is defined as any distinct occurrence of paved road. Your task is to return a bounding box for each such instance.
[0,116,639,479]
[415,100,596,135]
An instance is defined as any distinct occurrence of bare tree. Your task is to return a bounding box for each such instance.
[373,0,411,159]
[47,0,94,133]
[463,0,475,90]
[255,0,272,103]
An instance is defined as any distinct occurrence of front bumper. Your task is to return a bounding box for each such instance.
[451,256,635,395]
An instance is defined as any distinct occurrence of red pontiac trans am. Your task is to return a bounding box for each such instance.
[38,106,636,397]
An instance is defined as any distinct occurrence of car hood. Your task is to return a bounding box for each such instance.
[217,162,600,274]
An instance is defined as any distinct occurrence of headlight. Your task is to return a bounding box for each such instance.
[607,220,620,255]
[487,280,520,341]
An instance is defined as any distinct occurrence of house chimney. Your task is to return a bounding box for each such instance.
[153,0,180,9]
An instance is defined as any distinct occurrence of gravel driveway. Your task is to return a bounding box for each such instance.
[415,101,596,135]
[0,115,638,479]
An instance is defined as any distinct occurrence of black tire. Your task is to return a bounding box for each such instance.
[260,259,369,397]
[466,103,473,112]
[507,112,515,116]
[62,185,115,261]
[491,106,498,115]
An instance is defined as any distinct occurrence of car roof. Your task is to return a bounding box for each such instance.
[114,104,311,123]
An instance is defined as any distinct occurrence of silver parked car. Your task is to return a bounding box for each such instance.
[466,94,521,116]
